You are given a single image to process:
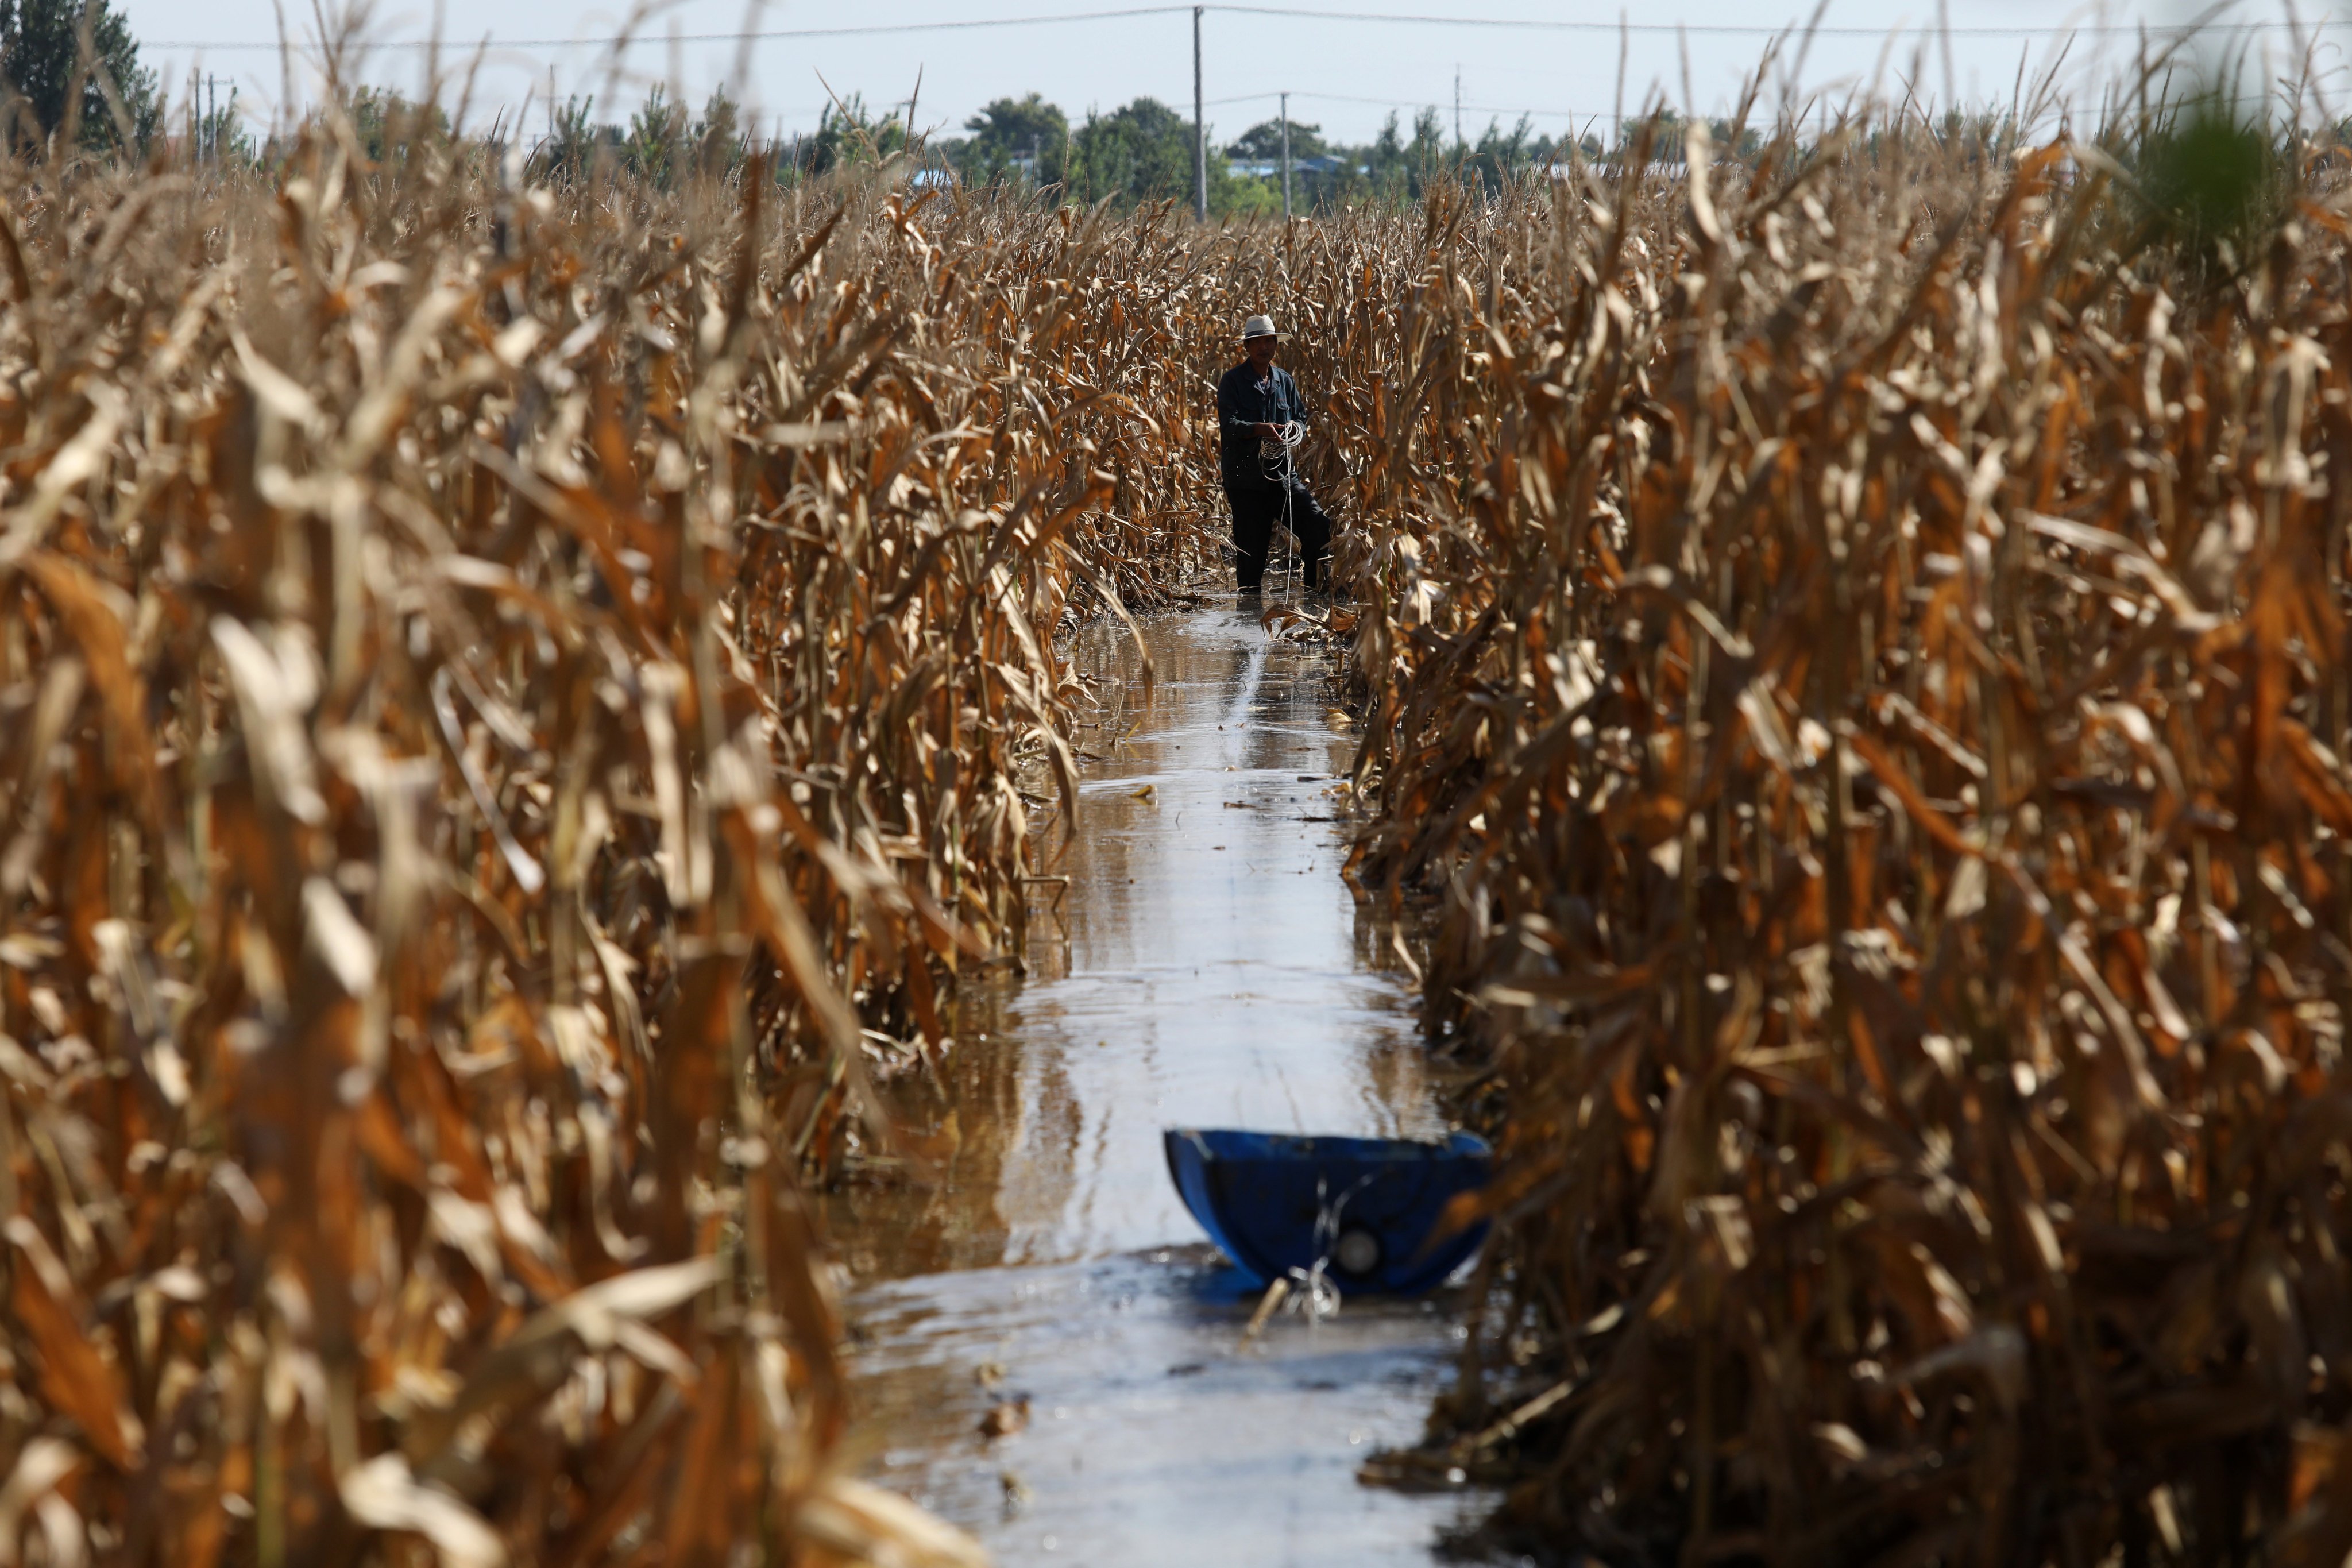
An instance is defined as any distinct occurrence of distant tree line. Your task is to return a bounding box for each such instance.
[516,83,1629,213]
[949,92,1602,214]
[7,0,1788,213]
[20,0,1979,218]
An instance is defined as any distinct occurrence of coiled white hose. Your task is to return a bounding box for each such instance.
[1257,420,1306,600]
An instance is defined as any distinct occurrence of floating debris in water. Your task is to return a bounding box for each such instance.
[979,1399,1032,1440]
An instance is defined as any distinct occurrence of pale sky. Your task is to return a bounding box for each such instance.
[126,1,2339,149]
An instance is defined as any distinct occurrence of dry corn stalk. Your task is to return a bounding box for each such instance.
[0,113,1222,1565]
[1297,112,2352,1563]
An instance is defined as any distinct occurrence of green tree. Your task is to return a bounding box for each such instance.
[958,91,1066,184]
[624,83,685,186]
[1709,117,1763,159]
[534,94,611,186]
[195,82,252,165]
[1065,97,1238,211]
[792,91,909,181]
[0,0,159,153]
[1620,105,1683,152]
[1359,108,1447,204]
[690,87,746,180]
[349,87,450,165]
[1463,114,1536,194]
[1227,117,1323,163]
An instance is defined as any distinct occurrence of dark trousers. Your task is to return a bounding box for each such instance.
[1225,480,1334,589]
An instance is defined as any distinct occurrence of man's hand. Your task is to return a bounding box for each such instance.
[1252,422,1281,442]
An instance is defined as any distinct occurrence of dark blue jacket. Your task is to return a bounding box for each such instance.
[1217,362,1310,491]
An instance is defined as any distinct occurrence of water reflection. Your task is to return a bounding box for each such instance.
[833,606,1477,1566]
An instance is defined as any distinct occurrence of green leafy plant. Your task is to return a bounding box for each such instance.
[2132,87,2282,274]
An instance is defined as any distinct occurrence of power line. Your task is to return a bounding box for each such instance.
[150,7,1190,51]
[1219,5,2339,38]
[1214,88,1596,121]
[142,3,2352,52]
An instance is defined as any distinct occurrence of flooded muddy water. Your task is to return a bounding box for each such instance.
[832,603,1485,1565]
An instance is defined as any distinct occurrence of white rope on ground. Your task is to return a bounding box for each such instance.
[1258,418,1306,605]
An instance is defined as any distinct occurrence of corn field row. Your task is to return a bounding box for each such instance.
[15,69,2350,1568]
[0,116,1237,1565]
[1288,111,2352,1564]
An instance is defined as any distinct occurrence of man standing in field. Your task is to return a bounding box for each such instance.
[1218,314,1336,594]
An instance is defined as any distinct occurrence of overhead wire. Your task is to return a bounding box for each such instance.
[1214,88,1596,119]
[145,3,2352,52]
[1216,3,2341,38]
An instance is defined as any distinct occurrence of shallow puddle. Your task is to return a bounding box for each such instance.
[833,603,1485,1565]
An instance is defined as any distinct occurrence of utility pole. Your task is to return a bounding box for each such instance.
[1454,66,1462,149]
[1279,91,1291,219]
[1192,6,1207,222]
[202,74,226,164]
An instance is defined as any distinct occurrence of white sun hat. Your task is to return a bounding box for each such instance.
[1239,314,1284,341]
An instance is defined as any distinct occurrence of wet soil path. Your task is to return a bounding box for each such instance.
[830,605,1479,1565]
